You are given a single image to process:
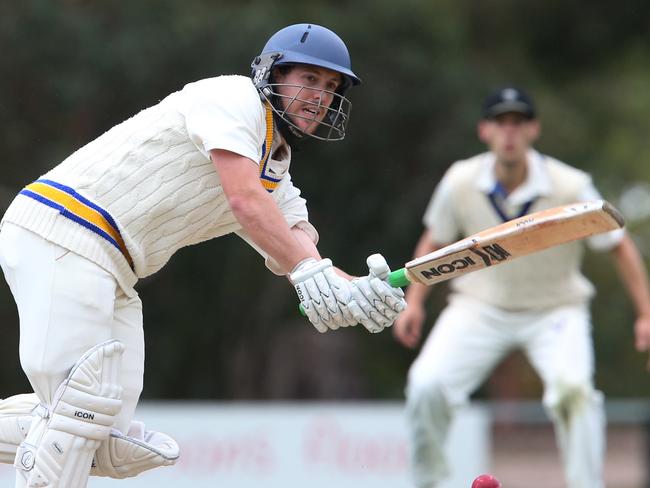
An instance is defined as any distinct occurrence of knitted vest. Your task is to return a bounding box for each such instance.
[444,156,595,310]
[2,90,282,296]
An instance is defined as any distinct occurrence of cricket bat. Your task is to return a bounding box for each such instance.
[386,200,624,288]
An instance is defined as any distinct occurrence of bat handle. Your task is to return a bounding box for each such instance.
[388,268,411,288]
[298,267,411,316]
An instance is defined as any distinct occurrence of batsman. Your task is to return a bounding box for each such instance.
[0,23,406,487]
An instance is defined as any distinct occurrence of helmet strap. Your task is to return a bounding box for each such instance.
[272,108,305,146]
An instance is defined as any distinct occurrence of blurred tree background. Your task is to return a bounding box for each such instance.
[0,0,648,401]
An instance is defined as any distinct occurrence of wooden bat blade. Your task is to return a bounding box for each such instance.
[390,200,624,287]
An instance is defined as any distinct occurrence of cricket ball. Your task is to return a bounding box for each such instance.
[471,474,501,488]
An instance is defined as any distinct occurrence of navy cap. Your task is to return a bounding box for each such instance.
[482,87,536,119]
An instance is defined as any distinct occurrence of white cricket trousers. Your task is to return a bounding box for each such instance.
[405,296,605,488]
[0,222,144,434]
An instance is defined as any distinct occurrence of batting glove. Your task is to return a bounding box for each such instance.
[349,254,407,333]
[290,258,356,333]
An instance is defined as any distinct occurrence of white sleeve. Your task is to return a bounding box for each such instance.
[236,176,319,276]
[180,77,264,164]
[422,171,460,244]
[580,179,624,252]
[277,181,319,240]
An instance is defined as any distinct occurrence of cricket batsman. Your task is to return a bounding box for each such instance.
[0,23,406,487]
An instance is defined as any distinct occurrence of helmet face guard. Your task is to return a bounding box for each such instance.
[251,24,360,142]
[256,79,352,141]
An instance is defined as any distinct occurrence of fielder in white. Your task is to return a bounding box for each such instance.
[393,87,650,488]
[0,23,406,487]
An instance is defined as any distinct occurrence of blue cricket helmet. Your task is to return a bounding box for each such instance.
[251,24,361,141]
[259,23,361,89]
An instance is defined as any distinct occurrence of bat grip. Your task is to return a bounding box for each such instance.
[388,268,411,288]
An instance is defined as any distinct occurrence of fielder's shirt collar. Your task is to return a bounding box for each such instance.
[476,149,553,205]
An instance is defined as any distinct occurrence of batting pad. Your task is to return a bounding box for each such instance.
[0,394,35,464]
[15,340,124,488]
[0,394,179,479]
[93,421,180,478]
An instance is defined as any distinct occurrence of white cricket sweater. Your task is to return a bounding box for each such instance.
[1,76,316,296]
[422,151,622,310]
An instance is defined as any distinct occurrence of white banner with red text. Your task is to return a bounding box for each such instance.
[0,402,490,487]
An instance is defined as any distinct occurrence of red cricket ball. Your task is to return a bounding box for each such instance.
[471,474,501,488]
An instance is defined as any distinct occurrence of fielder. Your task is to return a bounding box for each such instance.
[393,87,650,488]
[0,23,406,487]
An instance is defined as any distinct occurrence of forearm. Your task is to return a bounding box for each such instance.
[211,148,315,274]
[612,235,650,317]
[229,189,312,274]
[405,281,430,306]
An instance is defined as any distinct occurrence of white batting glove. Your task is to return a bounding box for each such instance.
[349,254,407,333]
[290,258,356,333]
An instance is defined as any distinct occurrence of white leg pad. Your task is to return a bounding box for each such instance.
[15,340,124,488]
[0,396,179,480]
[0,395,37,464]
[92,421,180,478]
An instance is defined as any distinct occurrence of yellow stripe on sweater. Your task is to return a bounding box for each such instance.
[258,103,279,192]
[24,181,132,266]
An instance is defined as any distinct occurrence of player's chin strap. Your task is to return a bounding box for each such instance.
[0,393,179,479]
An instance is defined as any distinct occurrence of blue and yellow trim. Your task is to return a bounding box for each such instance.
[258,103,281,193]
[20,179,134,268]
